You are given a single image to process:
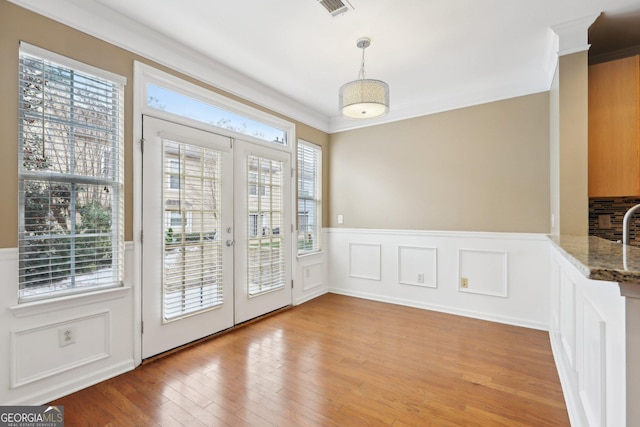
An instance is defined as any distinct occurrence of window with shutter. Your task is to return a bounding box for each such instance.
[297,141,322,254]
[163,140,224,321]
[247,155,285,296]
[18,43,125,301]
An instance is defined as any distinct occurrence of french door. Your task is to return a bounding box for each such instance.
[233,140,292,324]
[141,117,291,358]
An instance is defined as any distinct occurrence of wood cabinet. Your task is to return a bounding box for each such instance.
[588,55,640,197]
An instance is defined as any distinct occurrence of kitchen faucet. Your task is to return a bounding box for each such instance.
[622,203,640,245]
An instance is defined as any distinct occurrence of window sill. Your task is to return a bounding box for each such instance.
[297,250,324,261]
[9,286,132,318]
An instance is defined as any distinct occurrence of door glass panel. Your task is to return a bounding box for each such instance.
[163,139,224,321]
[247,155,285,296]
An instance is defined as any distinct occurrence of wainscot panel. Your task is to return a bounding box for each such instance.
[549,246,626,427]
[326,228,550,330]
[0,243,136,405]
[294,236,329,305]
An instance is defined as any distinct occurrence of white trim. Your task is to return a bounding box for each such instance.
[557,45,592,57]
[295,287,329,306]
[302,261,324,291]
[328,88,553,133]
[158,131,231,152]
[137,62,294,153]
[328,289,548,331]
[550,332,589,427]
[348,242,382,281]
[551,13,600,57]
[9,0,328,132]
[326,228,551,331]
[133,64,144,367]
[326,227,549,241]
[457,249,509,298]
[3,359,135,406]
[9,286,131,318]
[19,41,127,85]
[11,310,112,388]
[8,1,576,134]
[397,245,438,288]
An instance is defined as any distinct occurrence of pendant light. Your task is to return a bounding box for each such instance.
[339,37,390,119]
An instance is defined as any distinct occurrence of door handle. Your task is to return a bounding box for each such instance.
[226,239,235,247]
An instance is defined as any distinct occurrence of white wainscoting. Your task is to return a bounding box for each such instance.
[458,249,508,297]
[294,236,328,305]
[349,242,381,281]
[11,310,111,388]
[549,246,626,427]
[326,228,551,330]
[0,243,136,405]
[398,245,437,288]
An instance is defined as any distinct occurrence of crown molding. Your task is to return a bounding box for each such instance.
[590,45,640,65]
[9,1,608,136]
[551,13,601,56]
[328,83,550,133]
[8,0,330,133]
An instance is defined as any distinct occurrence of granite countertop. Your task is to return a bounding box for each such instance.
[548,235,640,283]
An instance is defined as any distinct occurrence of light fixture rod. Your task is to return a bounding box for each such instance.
[356,37,370,80]
[339,36,389,119]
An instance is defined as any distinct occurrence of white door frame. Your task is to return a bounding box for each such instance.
[133,62,296,364]
[141,116,236,359]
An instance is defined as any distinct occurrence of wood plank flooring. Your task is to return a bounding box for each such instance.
[50,293,569,426]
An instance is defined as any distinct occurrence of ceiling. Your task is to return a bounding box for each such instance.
[10,0,640,133]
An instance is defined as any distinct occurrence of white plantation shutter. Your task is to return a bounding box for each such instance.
[163,140,225,321]
[247,155,285,296]
[297,141,321,254]
[18,43,125,301]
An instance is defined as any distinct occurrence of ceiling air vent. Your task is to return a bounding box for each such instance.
[317,0,353,17]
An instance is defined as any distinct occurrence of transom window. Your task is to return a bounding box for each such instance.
[147,83,287,145]
[18,43,125,301]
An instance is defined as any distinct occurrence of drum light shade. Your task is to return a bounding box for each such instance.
[339,37,389,119]
[339,79,389,119]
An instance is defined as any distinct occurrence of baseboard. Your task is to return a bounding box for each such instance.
[328,288,549,331]
[295,287,329,305]
[6,359,135,405]
[549,331,587,427]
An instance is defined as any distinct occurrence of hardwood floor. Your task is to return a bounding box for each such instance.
[51,294,569,426]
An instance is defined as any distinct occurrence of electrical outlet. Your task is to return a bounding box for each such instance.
[58,326,76,347]
[417,273,424,284]
[460,277,469,288]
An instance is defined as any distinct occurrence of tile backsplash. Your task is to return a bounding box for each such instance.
[589,197,640,246]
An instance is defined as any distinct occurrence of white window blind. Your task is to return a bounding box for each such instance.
[163,140,224,321]
[18,44,125,301]
[247,155,285,296]
[297,141,321,254]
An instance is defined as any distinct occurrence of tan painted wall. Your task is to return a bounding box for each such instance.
[0,1,329,248]
[558,51,589,235]
[329,92,551,232]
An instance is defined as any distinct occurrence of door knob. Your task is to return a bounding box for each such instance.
[226,239,235,247]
